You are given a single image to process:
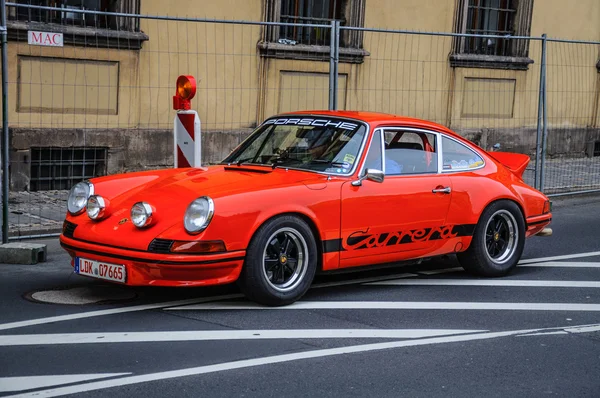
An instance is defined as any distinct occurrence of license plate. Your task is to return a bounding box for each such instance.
[75,257,126,283]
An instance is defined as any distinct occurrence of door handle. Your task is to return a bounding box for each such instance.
[432,187,451,194]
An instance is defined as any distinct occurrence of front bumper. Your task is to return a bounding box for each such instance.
[60,235,245,287]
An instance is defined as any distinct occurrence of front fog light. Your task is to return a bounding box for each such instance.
[184,196,214,234]
[67,181,94,215]
[87,195,107,220]
[131,202,153,228]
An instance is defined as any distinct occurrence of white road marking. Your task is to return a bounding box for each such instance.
[0,294,243,332]
[564,324,600,333]
[516,331,569,337]
[0,270,423,332]
[519,251,600,264]
[0,374,130,393]
[0,329,485,347]
[166,301,600,312]
[521,261,600,268]
[6,323,600,398]
[366,279,600,288]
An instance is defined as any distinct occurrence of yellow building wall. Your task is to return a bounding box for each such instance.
[5,0,600,134]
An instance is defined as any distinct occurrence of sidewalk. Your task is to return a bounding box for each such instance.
[1,156,599,239]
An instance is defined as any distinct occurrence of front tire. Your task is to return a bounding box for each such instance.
[238,215,318,306]
[457,200,525,277]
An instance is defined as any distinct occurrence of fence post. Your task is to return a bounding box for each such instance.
[1,0,9,243]
[534,34,547,191]
[328,20,340,111]
[539,34,548,193]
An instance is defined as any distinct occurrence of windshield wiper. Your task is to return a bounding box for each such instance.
[271,157,302,169]
[234,157,256,166]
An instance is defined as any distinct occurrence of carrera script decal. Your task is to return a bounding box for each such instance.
[263,118,359,131]
[343,224,476,251]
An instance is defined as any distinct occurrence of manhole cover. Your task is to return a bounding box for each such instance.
[28,285,138,305]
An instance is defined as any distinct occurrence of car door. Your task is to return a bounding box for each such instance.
[339,127,453,268]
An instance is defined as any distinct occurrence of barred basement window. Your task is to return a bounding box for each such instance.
[30,147,108,191]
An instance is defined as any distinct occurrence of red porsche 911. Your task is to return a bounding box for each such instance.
[60,111,552,306]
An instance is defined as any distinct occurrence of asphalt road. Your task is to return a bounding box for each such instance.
[0,194,599,397]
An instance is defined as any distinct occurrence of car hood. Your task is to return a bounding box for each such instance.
[73,165,329,250]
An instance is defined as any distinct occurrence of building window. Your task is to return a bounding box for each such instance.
[450,0,534,70]
[258,0,368,63]
[7,0,148,49]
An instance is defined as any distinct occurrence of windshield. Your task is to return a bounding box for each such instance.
[222,117,368,175]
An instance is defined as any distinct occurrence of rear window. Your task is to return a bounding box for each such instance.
[441,136,484,171]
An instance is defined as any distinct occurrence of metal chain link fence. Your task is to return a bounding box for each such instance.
[0,2,599,240]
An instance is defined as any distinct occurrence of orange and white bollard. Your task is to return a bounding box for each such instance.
[173,75,201,168]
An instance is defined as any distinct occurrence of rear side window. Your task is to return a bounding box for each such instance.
[441,136,484,172]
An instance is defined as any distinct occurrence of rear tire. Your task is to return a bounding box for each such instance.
[238,215,318,306]
[457,200,525,277]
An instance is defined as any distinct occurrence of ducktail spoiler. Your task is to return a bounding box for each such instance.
[488,151,530,179]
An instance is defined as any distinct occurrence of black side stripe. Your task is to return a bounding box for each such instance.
[323,239,344,253]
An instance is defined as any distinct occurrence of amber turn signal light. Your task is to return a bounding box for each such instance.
[170,240,226,254]
[543,200,552,214]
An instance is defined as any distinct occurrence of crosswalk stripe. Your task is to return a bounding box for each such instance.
[365,279,600,288]
[166,301,600,312]
[0,374,130,393]
[520,261,600,268]
[519,251,600,264]
[0,329,485,347]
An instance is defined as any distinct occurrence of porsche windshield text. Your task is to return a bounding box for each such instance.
[222,116,367,175]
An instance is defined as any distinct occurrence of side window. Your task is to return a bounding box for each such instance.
[384,130,438,175]
[363,130,383,172]
[441,136,484,172]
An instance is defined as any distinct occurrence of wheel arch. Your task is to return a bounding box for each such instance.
[248,211,324,271]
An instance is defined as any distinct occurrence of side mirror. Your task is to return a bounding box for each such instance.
[351,168,384,186]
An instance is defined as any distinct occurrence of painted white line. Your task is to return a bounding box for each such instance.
[7,323,600,398]
[565,324,600,333]
[521,261,600,268]
[0,374,130,393]
[366,279,600,288]
[0,270,421,332]
[166,301,600,312]
[0,293,243,332]
[0,329,485,347]
[516,331,569,337]
[417,267,463,275]
[519,251,600,264]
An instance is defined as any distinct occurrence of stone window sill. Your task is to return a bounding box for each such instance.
[257,41,369,64]
[7,21,149,50]
[449,53,534,71]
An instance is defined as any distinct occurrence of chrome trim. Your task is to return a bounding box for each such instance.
[67,180,95,216]
[131,201,153,228]
[439,134,486,173]
[184,196,215,234]
[222,114,371,178]
[86,195,107,220]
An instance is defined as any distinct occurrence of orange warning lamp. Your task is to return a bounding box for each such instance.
[173,75,197,110]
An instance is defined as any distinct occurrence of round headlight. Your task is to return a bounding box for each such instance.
[131,202,153,228]
[67,181,94,215]
[86,195,107,220]
[184,196,214,234]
